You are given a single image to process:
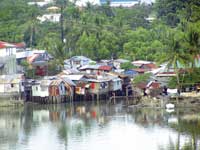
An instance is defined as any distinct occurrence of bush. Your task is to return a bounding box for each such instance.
[120,62,134,70]
[133,73,151,84]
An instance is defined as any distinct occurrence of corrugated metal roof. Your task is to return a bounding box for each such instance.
[98,65,112,71]
[107,72,129,78]
[140,63,157,69]
[62,69,79,75]
[79,64,100,70]
[84,75,119,83]
[84,78,110,83]
[62,77,76,86]
[64,74,85,81]
[0,41,15,49]
[114,59,129,63]
[50,80,62,86]
[132,68,146,73]
[132,60,153,67]
[71,56,92,61]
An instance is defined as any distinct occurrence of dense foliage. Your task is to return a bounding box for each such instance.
[0,0,200,86]
[0,0,199,62]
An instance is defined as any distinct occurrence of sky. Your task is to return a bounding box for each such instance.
[72,0,155,7]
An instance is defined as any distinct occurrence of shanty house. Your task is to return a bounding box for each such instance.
[31,77,75,103]
[140,63,157,71]
[64,56,95,69]
[124,69,138,78]
[87,78,110,95]
[79,65,113,75]
[132,60,153,67]
[79,65,100,74]
[49,80,66,96]
[109,77,122,92]
[0,74,24,99]
[113,59,130,69]
[27,50,50,76]
[61,74,87,96]
[32,80,51,97]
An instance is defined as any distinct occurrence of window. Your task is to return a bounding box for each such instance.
[11,84,14,88]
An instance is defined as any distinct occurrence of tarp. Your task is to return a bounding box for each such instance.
[0,63,4,69]
[27,54,39,63]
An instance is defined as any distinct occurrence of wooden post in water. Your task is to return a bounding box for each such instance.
[97,93,99,101]
[126,87,129,105]
[113,92,116,104]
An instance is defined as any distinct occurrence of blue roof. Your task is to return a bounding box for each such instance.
[124,70,138,77]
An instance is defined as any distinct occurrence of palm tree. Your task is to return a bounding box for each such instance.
[161,30,190,102]
[56,0,68,43]
[23,5,41,48]
[183,22,200,68]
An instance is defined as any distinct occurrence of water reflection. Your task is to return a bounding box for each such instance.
[0,102,200,150]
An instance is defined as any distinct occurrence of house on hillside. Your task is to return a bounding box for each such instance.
[28,0,54,7]
[132,60,153,67]
[132,68,146,74]
[100,0,139,7]
[113,59,130,69]
[79,65,100,74]
[79,64,114,74]
[27,50,52,76]
[124,69,138,78]
[140,63,157,71]
[131,61,157,74]
[58,69,80,76]
[64,56,95,69]
[37,14,61,23]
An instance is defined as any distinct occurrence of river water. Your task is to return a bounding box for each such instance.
[0,101,200,150]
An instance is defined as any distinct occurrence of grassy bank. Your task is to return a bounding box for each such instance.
[0,100,24,107]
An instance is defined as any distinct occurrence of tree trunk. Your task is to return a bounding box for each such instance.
[60,6,64,43]
[176,69,180,104]
[30,25,33,48]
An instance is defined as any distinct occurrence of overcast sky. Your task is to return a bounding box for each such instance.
[71,0,155,7]
[140,0,155,4]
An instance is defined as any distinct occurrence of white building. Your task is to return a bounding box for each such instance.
[28,0,54,7]
[70,0,100,7]
[37,14,61,23]
[100,0,139,7]
[0,41,25,74]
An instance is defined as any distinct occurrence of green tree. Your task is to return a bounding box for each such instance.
[120,62,134,70]
[160,29,190,97]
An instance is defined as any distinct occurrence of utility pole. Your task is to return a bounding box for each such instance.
[57,0,67,43]
[60,4,64,43]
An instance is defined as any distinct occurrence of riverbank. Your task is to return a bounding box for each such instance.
[0,99,24,107]
[135,95,200,108]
